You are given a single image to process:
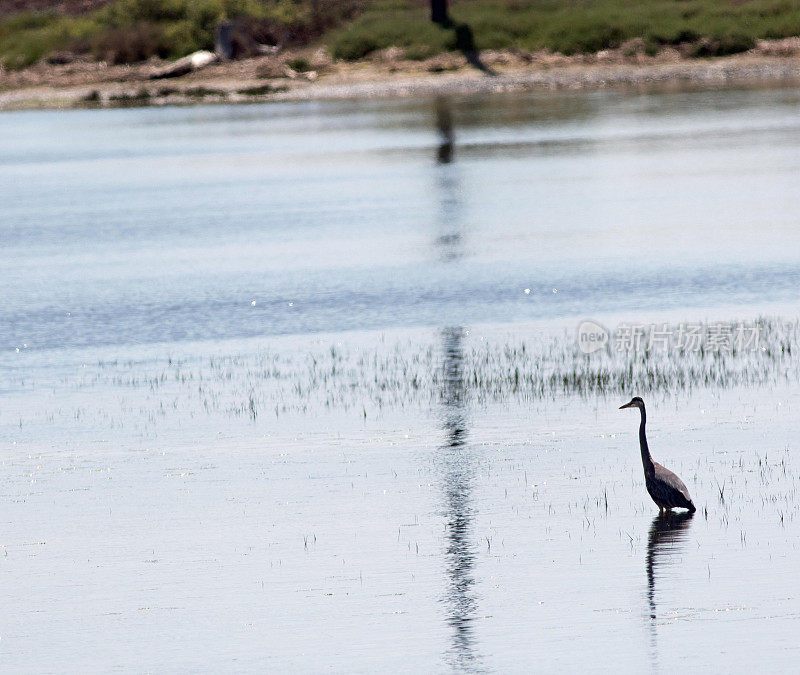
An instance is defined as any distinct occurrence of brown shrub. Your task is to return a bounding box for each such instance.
[92,22,168,64]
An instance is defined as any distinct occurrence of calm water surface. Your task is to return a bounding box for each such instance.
[2,87,800,671]
[3,88,800,351]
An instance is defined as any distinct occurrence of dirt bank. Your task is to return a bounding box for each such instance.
[3,41,800,110]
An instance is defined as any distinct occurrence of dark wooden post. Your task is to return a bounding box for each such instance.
[431,0,448,24]
[215,20,234,60]
[311,0,321,32]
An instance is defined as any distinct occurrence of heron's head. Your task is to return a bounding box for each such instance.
[619,396,644,410]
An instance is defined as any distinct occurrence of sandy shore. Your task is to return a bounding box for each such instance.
[3,46,800,110]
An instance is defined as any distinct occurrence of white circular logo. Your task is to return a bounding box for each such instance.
[577,320,609,354]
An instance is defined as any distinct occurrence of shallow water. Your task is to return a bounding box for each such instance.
[3,390,799,671]
[2,87,800,671]
[3,88,800,351]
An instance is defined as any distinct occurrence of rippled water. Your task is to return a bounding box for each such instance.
[3,88,800,352]
[2,87,800,671]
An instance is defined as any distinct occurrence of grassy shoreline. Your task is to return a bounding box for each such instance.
[4,0,800,110]
[4,0,800,70]
[329,0,800,61]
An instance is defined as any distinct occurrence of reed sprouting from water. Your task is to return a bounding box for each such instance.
[467,318,797,401]
[15,317,794,433]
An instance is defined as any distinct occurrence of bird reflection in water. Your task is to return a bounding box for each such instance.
[646,511,693,667]
[433,96,484,672]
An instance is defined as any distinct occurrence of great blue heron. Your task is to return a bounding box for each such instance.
[619,397,696,513]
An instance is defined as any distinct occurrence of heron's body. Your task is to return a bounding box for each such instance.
[620,397,696,513]
[645,463,695,512]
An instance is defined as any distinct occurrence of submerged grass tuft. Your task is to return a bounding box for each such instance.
[9,317,798,435]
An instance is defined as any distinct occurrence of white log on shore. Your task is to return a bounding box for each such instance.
[150,51,218,80]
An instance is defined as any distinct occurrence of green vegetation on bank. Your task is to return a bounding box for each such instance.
[3,0,800,69]
[0,0,361,68]
[330,0,800,60]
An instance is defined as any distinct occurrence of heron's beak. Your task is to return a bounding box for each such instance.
[619,401,634,409]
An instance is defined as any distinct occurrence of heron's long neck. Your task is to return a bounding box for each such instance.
[639,407,655,475]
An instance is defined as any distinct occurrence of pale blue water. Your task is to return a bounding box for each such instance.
[2,88,800,672]
[3,88,800,354]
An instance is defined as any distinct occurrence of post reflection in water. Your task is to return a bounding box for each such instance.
[440,326,482,672]
[433,96,463,263]
[646,511,694,668]
[436,96,455,164]
[433,96,483,672]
